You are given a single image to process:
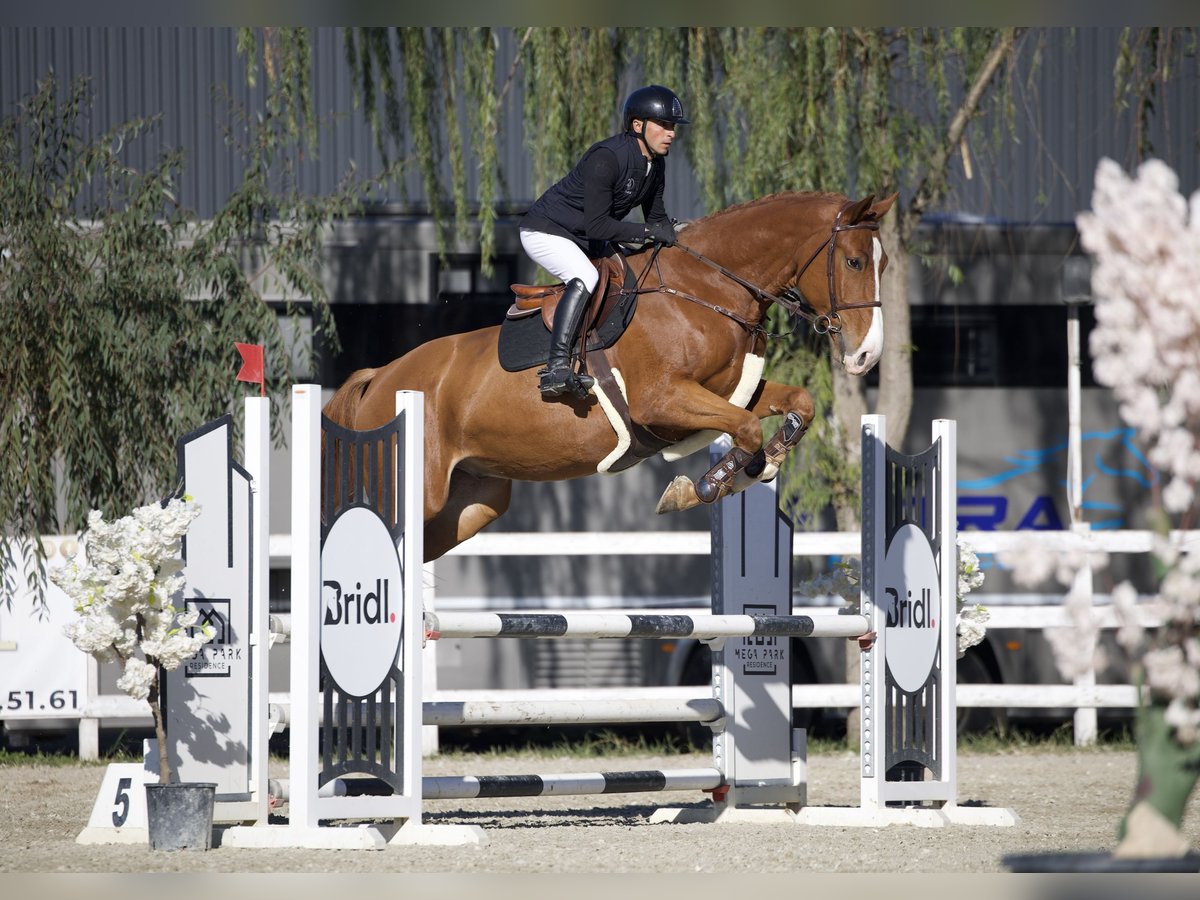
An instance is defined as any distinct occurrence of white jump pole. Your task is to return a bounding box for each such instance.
[287,383,322,836]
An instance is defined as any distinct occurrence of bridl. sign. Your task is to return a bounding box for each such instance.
[880,523,941,693]
[320,506,404,697]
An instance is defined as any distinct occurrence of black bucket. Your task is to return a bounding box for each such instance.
[144,782,217,851]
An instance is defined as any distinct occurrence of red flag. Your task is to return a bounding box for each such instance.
[234,342,265,396]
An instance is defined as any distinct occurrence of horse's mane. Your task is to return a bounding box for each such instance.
[682,190,845,237]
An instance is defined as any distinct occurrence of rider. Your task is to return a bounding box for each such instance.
[519,84,689,398]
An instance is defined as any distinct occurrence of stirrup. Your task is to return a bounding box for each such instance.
[539,365,594,398]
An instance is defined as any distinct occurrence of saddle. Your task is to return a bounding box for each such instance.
[506,254,630,334]
[497,252,640,376]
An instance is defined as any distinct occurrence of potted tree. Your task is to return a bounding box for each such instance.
[51,495,216,850]
[1004,158,1200,871]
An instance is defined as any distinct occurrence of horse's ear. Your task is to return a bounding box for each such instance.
[843,194,875,224]
[866,192,900,221]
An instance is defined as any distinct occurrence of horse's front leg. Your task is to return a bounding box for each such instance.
[638,382,770,514]
[741,381,815,484]
[653,381,814,513]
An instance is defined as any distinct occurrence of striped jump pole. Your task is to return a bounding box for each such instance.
[270,610,871,641]
[423,769,723,800]
[424,611,870,641]
[268,768,723,802]
[423,697,723,726]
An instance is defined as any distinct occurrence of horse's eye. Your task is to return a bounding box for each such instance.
[846,257,863,271]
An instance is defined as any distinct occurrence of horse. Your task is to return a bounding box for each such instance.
[324,190,898,561]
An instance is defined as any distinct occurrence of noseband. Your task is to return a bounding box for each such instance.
[657,200,881,336]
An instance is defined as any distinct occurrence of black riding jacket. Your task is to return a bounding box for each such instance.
[521,131,669,255]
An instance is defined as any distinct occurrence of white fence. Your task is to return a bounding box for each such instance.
[12,527,1200,753]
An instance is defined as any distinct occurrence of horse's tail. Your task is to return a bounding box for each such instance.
[323,367,378,428]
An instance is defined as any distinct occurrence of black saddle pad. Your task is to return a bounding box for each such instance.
[497,276,640,373]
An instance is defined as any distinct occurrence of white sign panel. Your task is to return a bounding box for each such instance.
[167,417,254,802]
[881,523,942,693]
[0,539,89,721]
[321,506,405,698]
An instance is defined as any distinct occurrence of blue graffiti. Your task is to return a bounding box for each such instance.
[958,428,1157,567]
[958,427,1155,530]
[958,428,1154,491]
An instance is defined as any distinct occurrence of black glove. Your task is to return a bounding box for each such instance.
[645,220,677,246]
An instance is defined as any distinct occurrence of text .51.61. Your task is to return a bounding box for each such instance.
[2,690,79,712]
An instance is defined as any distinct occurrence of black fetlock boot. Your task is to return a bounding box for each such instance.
[538,278,595,398]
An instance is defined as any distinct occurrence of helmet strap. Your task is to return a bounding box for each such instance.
[632,119,658,160]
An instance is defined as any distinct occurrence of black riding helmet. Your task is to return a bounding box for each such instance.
[622,85,690,133]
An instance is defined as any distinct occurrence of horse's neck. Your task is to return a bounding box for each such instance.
[642,198,831,321]
[684,196,835,291]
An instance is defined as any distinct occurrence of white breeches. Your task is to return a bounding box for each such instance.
[520,229,600,293]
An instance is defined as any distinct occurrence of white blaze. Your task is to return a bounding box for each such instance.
[841,236,885,375]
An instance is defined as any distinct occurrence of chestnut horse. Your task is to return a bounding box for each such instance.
[325,190,897,561]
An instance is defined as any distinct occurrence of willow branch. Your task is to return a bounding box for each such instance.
[910,27,1021,216]
[497,26,534,109]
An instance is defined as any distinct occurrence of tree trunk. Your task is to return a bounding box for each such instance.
[831,358,867,747]
[837,30,1019,748]
[830,364,866,532]
[874,211,915,449]
[148,669,171,784]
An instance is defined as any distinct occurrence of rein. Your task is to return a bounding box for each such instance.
[638,201,882,336]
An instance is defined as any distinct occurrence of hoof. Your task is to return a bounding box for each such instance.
[656,476,702,514]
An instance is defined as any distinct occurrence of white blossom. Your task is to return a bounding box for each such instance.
[50,497,212,706]
[116,657,158,701]
[1162,478,1195,515]
[1110,581,1144,654]
[998,540,1060,587]
[797,559,860,608]
[999,539,1107,591]
[957,541,985,600]
[958,604,990,656]
[1165,696,1200,745]
[1073,158,1200,744]
[1043,585,1107,681]
[1143,644,1200,704]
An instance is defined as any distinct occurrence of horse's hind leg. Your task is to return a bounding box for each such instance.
[424,469,513,561]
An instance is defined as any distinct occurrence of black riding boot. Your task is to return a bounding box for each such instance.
[538,278,595,397]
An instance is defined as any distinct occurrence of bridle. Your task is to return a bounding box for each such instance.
[638,200,882,336]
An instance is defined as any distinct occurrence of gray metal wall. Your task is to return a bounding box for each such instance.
[6,27,1194,225]
[942,27,1200,223]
